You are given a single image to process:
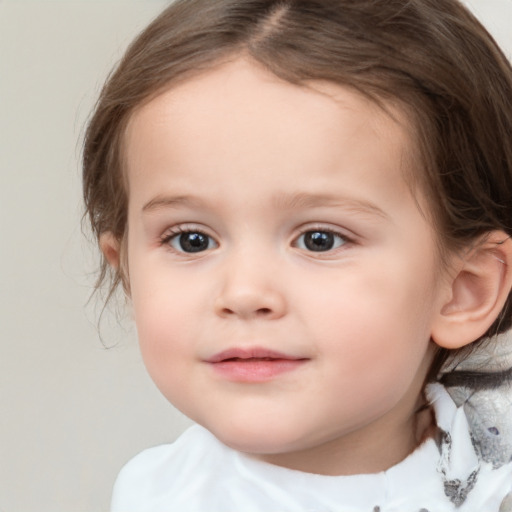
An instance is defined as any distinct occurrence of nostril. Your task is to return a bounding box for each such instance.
[214,291,286,319]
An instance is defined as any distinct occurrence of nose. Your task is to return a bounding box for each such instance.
[213,254,287,320]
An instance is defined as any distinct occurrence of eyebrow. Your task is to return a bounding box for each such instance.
[142,195,199,213]
[142,192,389,219]
[271,192,389,219]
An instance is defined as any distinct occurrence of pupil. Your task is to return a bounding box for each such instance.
[180,232,208,252]
[305,231,334,251]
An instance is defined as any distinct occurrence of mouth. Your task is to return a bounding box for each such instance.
[206,347,308,382]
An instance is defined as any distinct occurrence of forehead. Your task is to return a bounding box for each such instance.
[123,58,418,210]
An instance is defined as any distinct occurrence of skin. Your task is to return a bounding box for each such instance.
[116,58,454,476]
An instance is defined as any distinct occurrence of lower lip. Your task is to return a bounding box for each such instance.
[209,359,306,382]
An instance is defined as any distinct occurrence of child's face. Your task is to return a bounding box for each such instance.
[122,58,447,474]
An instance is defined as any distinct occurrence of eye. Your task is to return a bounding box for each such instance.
[167,231,217,253]
[295,230,347,252]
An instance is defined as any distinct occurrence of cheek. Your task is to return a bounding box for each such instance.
[129,265,198,374]
[297,256,436,373]
[132,294,200,413]
[300,262,434,336]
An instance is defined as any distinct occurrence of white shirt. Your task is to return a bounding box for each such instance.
[111,385,512,511]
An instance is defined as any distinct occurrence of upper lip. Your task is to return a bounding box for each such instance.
[206,347,307,363]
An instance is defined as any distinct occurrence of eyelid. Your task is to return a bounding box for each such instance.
[157,222,356,256]
[292,224,356,253]
[294,223,355,240]
[159,224,219,253]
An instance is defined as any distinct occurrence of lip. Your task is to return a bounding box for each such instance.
[205,347,308,382]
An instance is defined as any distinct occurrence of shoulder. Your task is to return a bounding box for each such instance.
[110,424,221,512]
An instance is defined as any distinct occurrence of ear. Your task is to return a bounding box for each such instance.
[99,232,121,269]
[431,232,512,349]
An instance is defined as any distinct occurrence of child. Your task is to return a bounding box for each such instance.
[82,0,512,510]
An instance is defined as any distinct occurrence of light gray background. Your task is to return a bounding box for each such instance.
[1,1,511,511]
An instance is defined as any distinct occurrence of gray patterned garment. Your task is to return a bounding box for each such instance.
[439,332,512,511]
[441,334,512,469]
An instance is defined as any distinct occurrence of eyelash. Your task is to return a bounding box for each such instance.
[159,226,218,254]
[158,225,353,255]
[293,226,352,254]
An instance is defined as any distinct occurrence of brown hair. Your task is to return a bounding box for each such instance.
[83,0,512,375]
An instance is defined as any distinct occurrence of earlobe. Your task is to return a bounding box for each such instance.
[99,232,121,269]
[431,232,512,349]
